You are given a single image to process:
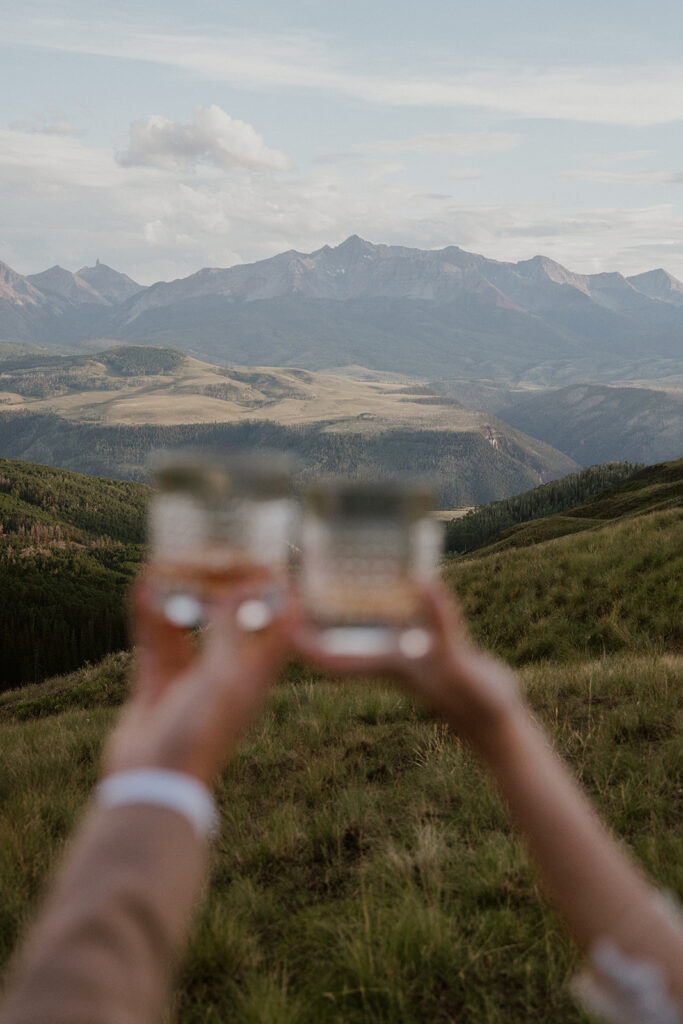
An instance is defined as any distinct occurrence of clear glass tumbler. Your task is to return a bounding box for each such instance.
[148,451,295,628]
[299,479,443,657]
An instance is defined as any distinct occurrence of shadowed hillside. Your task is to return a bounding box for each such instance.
[454,457,682,558]
[2,456,681,692]
[0,415,575,507]
[0,459,147,690]
[498,384,683,466]
[445,461,644,554]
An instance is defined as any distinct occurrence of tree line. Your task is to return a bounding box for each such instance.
[445,462,642,554]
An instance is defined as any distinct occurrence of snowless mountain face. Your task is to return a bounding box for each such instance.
[1,239,682,384]
[0,261,46,305]
[121,236,683,316]
[25,262,143,307]
[27,265,110,306]
[626,268,683,306]
[76,260,144,304]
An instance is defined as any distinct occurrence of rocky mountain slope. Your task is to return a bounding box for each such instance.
[2,239,681,384]
[498,384,683,465]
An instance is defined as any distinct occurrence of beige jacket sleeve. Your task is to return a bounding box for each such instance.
[0,803,209,1024]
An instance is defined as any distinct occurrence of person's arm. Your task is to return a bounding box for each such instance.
[294,585,683,1016]
[0,804,208,1024]
[0,577,289,1024]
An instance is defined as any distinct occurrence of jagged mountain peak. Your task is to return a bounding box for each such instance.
[76,262,143,303]
[337,234,376,251]
[0,261,47,304]
[515,254,589,290]
[2,241,682,382]
[27,265,109,306]
[0,260,21,283]
[627,267,683,304]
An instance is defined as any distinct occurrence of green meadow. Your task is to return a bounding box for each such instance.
[0,458,681,1021]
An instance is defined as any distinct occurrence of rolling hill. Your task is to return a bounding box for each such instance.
[0,458,147,690]
[0,344,562,434]
[0,345,578,502]
[448,455,682,563]
[444,462,644,554]
[1,454,680,691]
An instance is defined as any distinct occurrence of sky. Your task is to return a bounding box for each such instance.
[2,0,683,284]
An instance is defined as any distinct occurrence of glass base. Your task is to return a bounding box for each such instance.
[316,624,433,660]
[162,592,205,628]
[161,591,278,632]
[317,626,397,657]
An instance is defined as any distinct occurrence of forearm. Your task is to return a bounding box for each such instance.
[469,705,683,1004]
[0,803,209,1024]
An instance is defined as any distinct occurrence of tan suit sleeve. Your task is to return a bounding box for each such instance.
[0,803,209,1024]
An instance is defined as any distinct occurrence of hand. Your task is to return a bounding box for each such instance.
[103,573,292,785]
[292,582,521,753]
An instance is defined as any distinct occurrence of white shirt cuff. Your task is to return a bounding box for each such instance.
[97,769,218,838]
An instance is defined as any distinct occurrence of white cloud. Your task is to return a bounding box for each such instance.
[10,119,83,137]
[0,129,124,188]
[558,169,683,186]
[581,150,657,165]
[358,133,522,156]
[5,18,683,126]
[3,123,683,284]
[116,105,293,174]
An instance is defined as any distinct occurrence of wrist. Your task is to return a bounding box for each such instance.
[435,646,525,753]
[96,768,219,838]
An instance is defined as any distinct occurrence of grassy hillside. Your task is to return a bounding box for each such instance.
[0,460,147,690]
[445,459,682,664]
[460,457,682,558]
[0,653,680,1022]
[445,461,642,554]
[1,456,681,691]
[1,448,681,1020]
[450,506,682,663]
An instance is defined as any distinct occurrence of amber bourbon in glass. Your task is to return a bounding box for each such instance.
[299,479,443,656]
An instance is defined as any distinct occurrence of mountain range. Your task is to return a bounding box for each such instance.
[2,238,682,384]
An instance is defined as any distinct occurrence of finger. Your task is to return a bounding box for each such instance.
[417,582,467,644]
[130,575,196,702]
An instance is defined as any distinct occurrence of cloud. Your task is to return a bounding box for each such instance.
[358,133,522,156]
[0,129,123,188]
[558,169,683,186]
[3,123,683,286]
[5,18,683,126]
[116,105,293,174]
[10,118,83,137]
[581,150,657,165]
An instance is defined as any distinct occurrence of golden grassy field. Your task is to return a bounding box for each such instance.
[0,353,492,432]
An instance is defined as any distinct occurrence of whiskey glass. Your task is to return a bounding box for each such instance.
[299,479,443,657]
[148,451,295,629]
